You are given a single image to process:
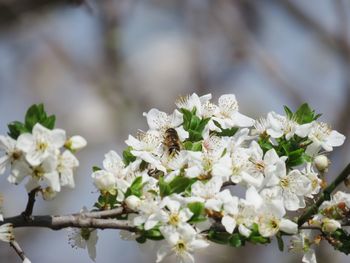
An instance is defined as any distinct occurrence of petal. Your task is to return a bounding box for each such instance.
[0,155,8,175]
[326,130,345,148]
[180,252,195,263]
[279,219,297,234]
[306,142,321,156]
[43,171,61,192]
[7,161,31,184]
[60,169,75,188]
[264,149,279,165]
[175,126,189,141]
[67,135,87,151]
[231,112,255,127]
[144,216,159,230]
[86,231,98,261]
[50,129,66,148]
[156,245,172,263]
[205,199,222,211]
[245,186,263,209]
[26,150,46,167]
[302,249,317,263]
[295,123,313,138]
[190,239,209,249]
[0,135,16,151]
[144,108,168,130]
[103,150,123,172]
[222,215,236,234]
[283,191,301,211]
[16,133,34,153]
[238,224,252,237]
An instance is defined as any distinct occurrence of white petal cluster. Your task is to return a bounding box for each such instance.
[0,123,86,199]
[90,93,346,263]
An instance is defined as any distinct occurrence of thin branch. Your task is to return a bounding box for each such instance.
[276,0,350,62]
[0,0,85,28]
[211,0,305,106]
[10,240,30,262]
[298,162,350,226]
[21,187,40,220]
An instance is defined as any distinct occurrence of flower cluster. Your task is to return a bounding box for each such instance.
[81,93,347,263]
[0,104,86,199]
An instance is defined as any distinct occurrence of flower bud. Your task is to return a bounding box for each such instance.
[124,195,141,210]
[314,155,330,172]
[65,136,87,152]
[321,218,341,233]
[91,171,116,192]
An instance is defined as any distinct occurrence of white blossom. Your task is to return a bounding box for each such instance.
[17,123,66,166]
[157,224,209,263]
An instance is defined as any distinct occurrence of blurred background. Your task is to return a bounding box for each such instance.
[0,0,349,262]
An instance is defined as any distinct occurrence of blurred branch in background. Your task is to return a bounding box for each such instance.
[276,0,350,61]
[0,0,85,27]
[211,0,305,106]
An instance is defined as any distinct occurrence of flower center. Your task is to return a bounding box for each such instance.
[33,166,45,179]
[169,213,180,226]
[174,240,187,254]
[280,178,290,188]
[36,140,48,152]
[269,219,279,229]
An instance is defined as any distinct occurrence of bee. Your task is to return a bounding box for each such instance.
[164,128,181,156]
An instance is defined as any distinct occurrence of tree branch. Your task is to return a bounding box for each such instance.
[21,187,40,220]
[1,207,136,231]
[276,0,350,62]
[298,162,350,226]
[0,0,85,28]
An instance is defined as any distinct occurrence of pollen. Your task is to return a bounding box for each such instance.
[36,140,48,152]
[280,178,290,188]
[169,213,180,226]
[174,240,187,254]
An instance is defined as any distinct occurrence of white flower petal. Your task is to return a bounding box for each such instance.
[279,219,297,234]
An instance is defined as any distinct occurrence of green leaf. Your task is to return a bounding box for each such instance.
[248,224,270,245]
[125,176,143,197]
[180,108,209,142]
[123,146,136,165]
[208,230,231,245]
[142,229,164,240]
[92,166,102,172]
[328,229,350,255]
[7,121,28,139]
[159,176,171,197]
[229,233,243,247]
[41,115,56,129]
[276,233,284,251]
[283,105,293,119]
[168,176,195,195]
[212,120,239,137]
[258,137,273,153]
[188,202,206,223]
[183,141,202,151]
[136,236,147,244]
[294,103,319,124]
[24,104,56,131]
